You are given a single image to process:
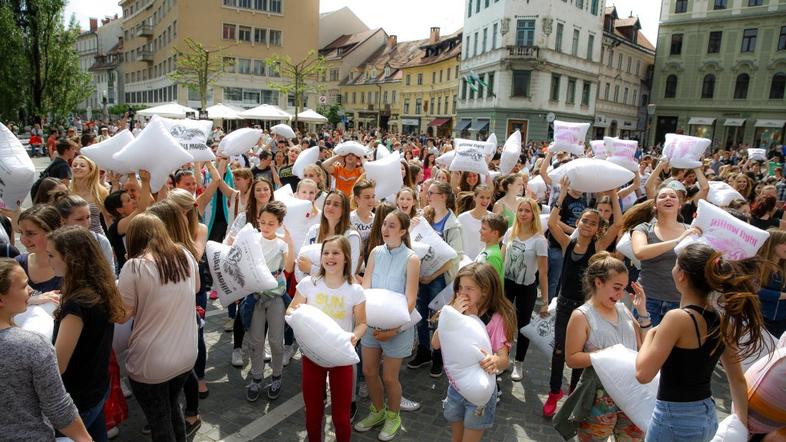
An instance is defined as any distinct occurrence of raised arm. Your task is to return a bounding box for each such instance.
[540,152,553,187]
[596,189,624,251]
[548,176,572,250]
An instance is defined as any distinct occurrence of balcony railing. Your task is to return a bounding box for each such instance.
[135,24,153,38]
[507,45,539,59]
[137,50,153,63]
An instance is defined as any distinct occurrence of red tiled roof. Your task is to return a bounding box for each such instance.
[320,28,384,59]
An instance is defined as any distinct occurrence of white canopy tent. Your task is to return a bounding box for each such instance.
[136,103,198,119]
[239,104,292,121]
[205,103,242,120]
[297,109,328,124]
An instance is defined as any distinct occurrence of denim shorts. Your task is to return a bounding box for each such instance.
[361,326,414,359]
[442,383,497,430]
[645,398,718,442]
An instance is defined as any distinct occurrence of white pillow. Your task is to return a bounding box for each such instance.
[205,224,279,307]
[277,193,313,256]
[80,129,135,174]
[551,120,589,156]
[218,128,263,156]
[707,181,745,207]
[285,303,360,368]
[112,115,194,192]
[400,309,421,331]
[621,192,638,212]
[710,414,748,442]
[365,151,403,200]
[293,145,319,179]
[274,184,294,200]
[0,122,36,209]
[499,130,522,174]
[112,318,133,362]
[747,148,767,162]
[589,344,660,433]
[484,133,497,162]
[449,139,490,176]
[438,305,495,407]
[590,140,607,160]
[540,214,550,234]
[663,133,710,169]
[13,303,56,341]
[604,137,639,172]
[271,123,296,139]
[295,243,321,282]
[411,220,458,277]
[160,118,215,161]
[616,232,641,269]
[427,254,473,310]
[547,158,635,193]
[376,144,390,159]
[333,140,368,158]
[436,150,454,167]
[528,175,547,199]
[364,288,411,330]
[675,200,769,260]
[520,297,556,357]
[746,347,786,433]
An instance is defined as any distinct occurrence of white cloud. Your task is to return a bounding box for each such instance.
[63,0,122,30]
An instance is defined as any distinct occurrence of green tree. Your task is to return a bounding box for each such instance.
[168,37,234,111]
[317,104,342,126]
[266,50,326,127]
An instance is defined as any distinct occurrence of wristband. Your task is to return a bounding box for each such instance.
[639,322,652,329]
[638,314,651,320]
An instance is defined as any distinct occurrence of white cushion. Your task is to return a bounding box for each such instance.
[449,139,490,175]
[675,199,770,260]
[438,305,495,406]
[376,144,391,159]
[590,140,607,160]
[746,347,786,433]
[400,309,422,331]
[285,303,360,368]
[520,298,556,357]
[364,288,411,330]
[0,122,36,209]
[112,115,194,191]
[663,133,710,169]
[218,128,263,156]
[499,130,522,174]
[160,118,215,161]
[528,175,547,199]
[616,232,641,269]
[295,243,321,282]
[205,224,279,307]
[333,140,368,157]
[80,129,135,174]
[747,148,767,162]
[293,145,319,179]
[365,151,403,200]
[277,193,314,256]
[274,184,294,200]
[547,158,635,193]
[551,120,589,156]
[14,302,56,341]
[436,150,454,167]
[707,181,745,207]
[590,344,660,433]
[112,318,133,362]
[427,255,474,310]
[604,137,639,172]
[411,220,458,277]
[711,415,749,442]
[271,123,295,139]
[485,133,497,162]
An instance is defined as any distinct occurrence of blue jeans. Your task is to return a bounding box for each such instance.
[80,388,109,442]
[547,246,563,301]
[646,398,718,442]
[416,275,447,350]
[646,298,680,327]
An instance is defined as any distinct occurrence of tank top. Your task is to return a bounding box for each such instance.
[577,302,638,352]
[657,305,723,402]
[88,203,103,235]
[559,239,595,301]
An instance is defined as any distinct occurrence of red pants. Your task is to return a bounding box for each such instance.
[301,356,353,442]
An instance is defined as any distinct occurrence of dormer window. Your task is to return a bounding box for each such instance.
[384,67,391,77]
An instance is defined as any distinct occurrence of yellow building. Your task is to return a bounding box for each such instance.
[120,0,318,111]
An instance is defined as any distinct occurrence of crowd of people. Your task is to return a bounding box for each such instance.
[0,119,784,442]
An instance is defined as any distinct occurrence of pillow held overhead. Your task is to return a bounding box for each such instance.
[449,139,490,176]
[80,129,135,174]
[271,123,296,139]
[292,145,319,179]
[436,150,455,167]
[333,140,368,158]
[551,120,589,156]
[364,151,403,200]
[0,122,37,209]
[590,139,607,159]
[747,148,766,162]
[484,133,498,161]
[663,133,710,169]
[604,137,639,172]
[499,130,522,174]
[547,158,635,193]
[160,117,215,162]
[218,128,263,156]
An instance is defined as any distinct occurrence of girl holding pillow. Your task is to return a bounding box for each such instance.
[457,185,494,260]
[355,210,421,440]
[288,236,367,442]
[302,164,328,211]
[295,178,322,229]
[69,155,109,235]
[431,263,516,442]
[224,178,275,246]
[299,191,362,278]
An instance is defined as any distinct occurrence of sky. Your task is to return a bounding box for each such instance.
[64,0,660,43]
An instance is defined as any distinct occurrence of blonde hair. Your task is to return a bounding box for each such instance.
[70,155,108,212]
[510,197,542,239]
[166,188,199,241]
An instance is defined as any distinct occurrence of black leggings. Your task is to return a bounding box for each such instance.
[131,372,190,442]
[550,296,584,394]
[233,313,245,350]
[504,278,539,363]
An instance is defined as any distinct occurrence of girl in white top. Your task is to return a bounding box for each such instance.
[299,191,362,278]
[226,167,253,229]
[350,179,376,244]
[224,178,274,245]
[457,185,494,259]
[295,178,322,231]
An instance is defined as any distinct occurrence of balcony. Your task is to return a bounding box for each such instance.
[507,45,539,59]
[135,24,153,38]
[137,50,153,63]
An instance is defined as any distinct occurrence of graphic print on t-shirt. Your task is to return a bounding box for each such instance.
[504,240,527,283]
[312,291,347,321]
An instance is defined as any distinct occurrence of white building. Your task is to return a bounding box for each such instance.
[75,17,123,117]
[456,0,604,142]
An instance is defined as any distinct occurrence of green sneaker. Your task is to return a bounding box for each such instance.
[378,410,401,441]
[353,404,386,432]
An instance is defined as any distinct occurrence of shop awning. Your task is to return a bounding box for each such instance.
[755,119,786,128]
[723,118,746,127]
[688,117,715,126]
[427,117,451,127]
[469,119,490,132]
[455,118,472,132]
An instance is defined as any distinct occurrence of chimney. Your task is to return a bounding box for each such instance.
[101,17,110,25]
[386,35,397,51]
[429,27,440,43]
[89,18,98,32]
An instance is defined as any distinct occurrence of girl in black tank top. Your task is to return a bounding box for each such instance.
[543,178,623,417]
[636,243,770,442]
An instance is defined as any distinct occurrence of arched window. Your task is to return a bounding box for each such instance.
[701,74,715,98]
[734,73,750,99]
[665,74,678,98]
[770,73,786,100]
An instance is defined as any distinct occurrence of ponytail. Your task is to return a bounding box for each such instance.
[622,199,655,233]
[582,251,628,300]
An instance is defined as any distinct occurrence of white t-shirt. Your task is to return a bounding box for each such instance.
[302,224,362,275]
[503,233,548,286]
[296,276,365,332]
[260,236,287,272]
[350,210,374,243]
[457,210,491,259]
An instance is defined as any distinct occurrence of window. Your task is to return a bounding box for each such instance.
[478,74,484,98]
[567,78,576,103]
[487,72,495,97]
[253,60,265,76]
[223,57,235,73]
[353,92,357,104]
[670,34,683,55]
[485,0,489,6]
[624,87,630,104]
[482,28,488,53]
[550,74,561,101]
[741,28,757,52]
[415,98,422,114]
[224,87,242,101]
[406,74,411,86]
[360,92,364,104]
[516,20,535,46]
[748,0,762,5]
[476,0,480,13]
[604,83,610,100]
[392,91,397,103]
[465,36,471,59]
[269,0,281,13]
[238,26,251,42]
[614,85,620,102]
[492,23,498,49]
[439,70,443,83]
[591,0,599,14]
[707,31,722,53]
[665,75,678,98]
[582,82,591,105]
[618,53,623,69]
[512,70,531,97]
[224,0,236,5]
[237,58,251,74]
[403,98,410,113]
[222,23,236,40]
[627,57,631,73]
[417,73,423,85]
[239,0,251,8]
[770,73,786,99]
[572,29,580,56]
[254,0,266,10]
[432,72,436,84]
[576,0,584,7]
[701,74,715,98]
[430,98,435,114]
[437,97,441,114]
[461,78,467,99]
[607,49,613,67]
[587,34,594,61]
[474,32,479,56]
[636,60,641,75]
[675,0,688,13]
[254,28,266,44]
[330,69,338,81]
[467,0,472,17]
[780,27,786,50]
[734,74,749,99]
[383,91,388,104]
[555,23,564,52]
[713,0,726,9]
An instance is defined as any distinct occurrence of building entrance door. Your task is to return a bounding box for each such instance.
[507,119,528,140]
[654,116,678,147]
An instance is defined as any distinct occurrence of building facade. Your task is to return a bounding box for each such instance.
[649,0,786,150]
[75,16,124,117]
[595,6,655,141]
[456,0,604,142]
[319,28,387,107]
[120,0,319,112]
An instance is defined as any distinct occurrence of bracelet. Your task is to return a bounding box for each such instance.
[639,322,652,329]
[638,314,651,320]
